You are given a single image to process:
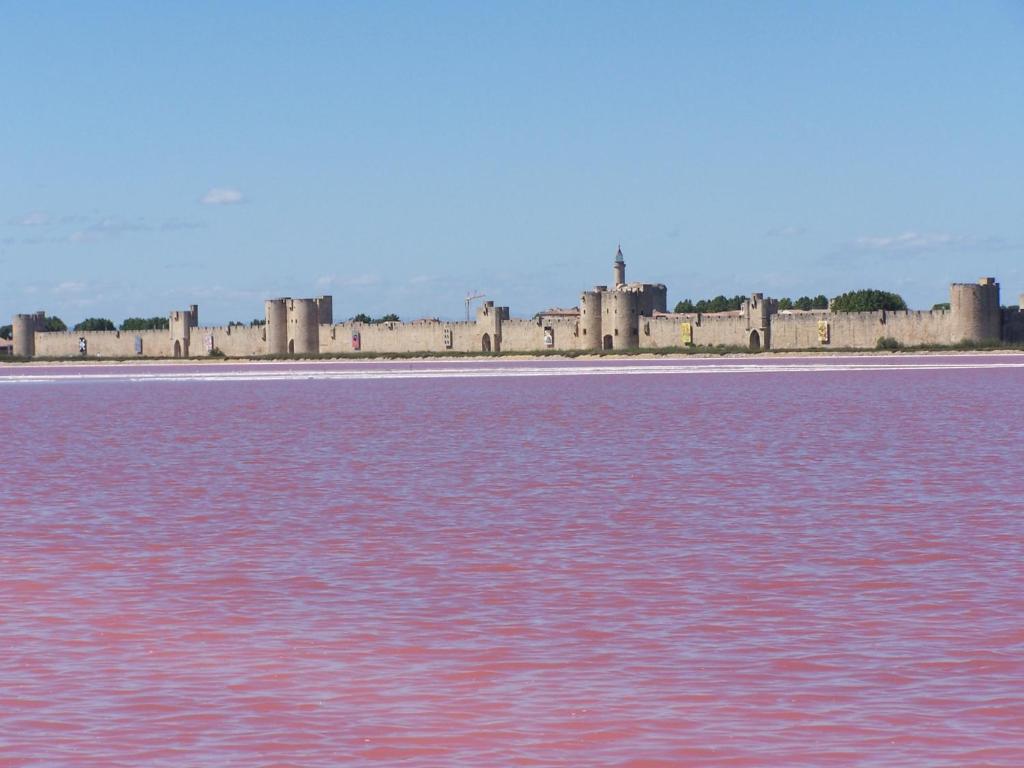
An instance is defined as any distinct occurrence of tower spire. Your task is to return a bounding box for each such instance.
[613,244,626,286]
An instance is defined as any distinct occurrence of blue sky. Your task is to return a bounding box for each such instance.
[2,1,1022,324]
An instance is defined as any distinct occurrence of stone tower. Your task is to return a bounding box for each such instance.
[579,288,604,351]
[613,245,626,288]
[743,293,775,350]
[265,298,289,355]
[950,277,1001,344]
[287,298,319,355]
[169,309,192,357]
[12,312,43,358]
[602,290,639,350]
[476,300,507,352]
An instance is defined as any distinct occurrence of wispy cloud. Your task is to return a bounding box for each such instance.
[1,234,65,247]
[54,281,88,294]
[200,187,245,205]
[160,218,206,232]
[767,226,805,238]
[317,274,382,289]
[8,211,50,226]
[69,217,150,243]
[4,212,206,246]
[852,231,1009,253]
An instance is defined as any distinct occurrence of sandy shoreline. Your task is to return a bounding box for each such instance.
[3,348,1024,367]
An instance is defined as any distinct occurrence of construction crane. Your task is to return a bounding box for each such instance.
[465,291,485,321]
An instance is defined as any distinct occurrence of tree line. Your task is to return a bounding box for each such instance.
[350,313,400,323]
[0,316,170,338]
[70,316,172,332]
[673,289,906,314]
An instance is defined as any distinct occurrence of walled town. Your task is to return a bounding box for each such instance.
[6,247,1024,359]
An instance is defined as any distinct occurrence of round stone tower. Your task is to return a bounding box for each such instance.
[12,313,38,358]
[613,245,626,287]
[950,278,1001,344]
[265,298,288,355]
[579,289,603,350]
[602,290,639,350]
[288,298,319,355]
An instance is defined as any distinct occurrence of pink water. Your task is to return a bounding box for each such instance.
[3,355,1023,766]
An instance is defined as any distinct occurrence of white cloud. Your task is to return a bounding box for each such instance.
[201,187,245,205]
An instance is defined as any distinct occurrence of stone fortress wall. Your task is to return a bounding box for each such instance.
[9,248,1024,359]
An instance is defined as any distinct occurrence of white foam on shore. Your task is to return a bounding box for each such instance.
[3,358,1024,385]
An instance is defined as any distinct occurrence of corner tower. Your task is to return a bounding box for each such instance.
[613,245,626,287]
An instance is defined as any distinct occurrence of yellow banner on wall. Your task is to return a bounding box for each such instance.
[817,320,830,343]
[680,322,693,345]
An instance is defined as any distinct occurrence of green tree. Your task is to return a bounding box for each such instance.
[812,295,829,309]
[793,296,812,311]
[677,296,746,313]
[776,298,793,310]
[249,318,266,327]
[831,289,907,313]
[74,317,116,332]
[932,302,951,310]
[349,313,400,324]
[120,316,169,331]
[3,317,66,333]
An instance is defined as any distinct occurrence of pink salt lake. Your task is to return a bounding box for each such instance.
[2,355,1022,766]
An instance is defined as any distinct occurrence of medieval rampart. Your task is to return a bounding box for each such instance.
[7,251,1019,359]
[33,328,170,357]
[768,309,954,349]
[321,319,480,355]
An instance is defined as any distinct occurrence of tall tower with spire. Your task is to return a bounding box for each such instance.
[613,244,626,287]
